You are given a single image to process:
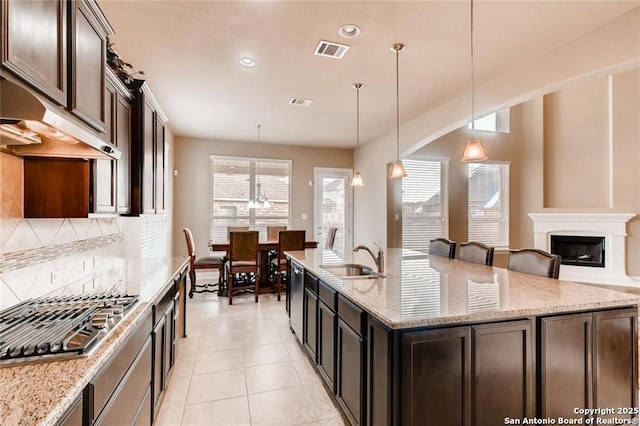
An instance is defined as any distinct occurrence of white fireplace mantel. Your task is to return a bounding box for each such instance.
[528,213,637,285]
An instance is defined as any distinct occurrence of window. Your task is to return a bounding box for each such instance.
[467,162,509,248]
[210,156,291,241]
[467,108,511,133]
[401,159,449,252]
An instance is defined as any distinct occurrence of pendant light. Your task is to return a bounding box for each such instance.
[390,43,407,178]
[351,83,364,187]
[248,124,271,209]
[460,0,488,162]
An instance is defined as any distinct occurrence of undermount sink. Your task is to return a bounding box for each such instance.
[320,263,385,279]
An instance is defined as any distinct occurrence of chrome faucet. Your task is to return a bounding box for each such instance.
[353,242,384,273]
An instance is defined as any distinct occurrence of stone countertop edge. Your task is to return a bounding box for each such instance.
[0,256,189,426]
[285,250,640,330]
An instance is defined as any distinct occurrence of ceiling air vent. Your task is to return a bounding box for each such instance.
[289,97,312,107]
[314,40,350,59]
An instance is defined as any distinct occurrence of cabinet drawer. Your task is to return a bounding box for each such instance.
[338,295,366,337]
[305,271,318,294]
[319,280,337,311]
[94,338,152,426]
[91,311,152,421]
[154,280,177,324]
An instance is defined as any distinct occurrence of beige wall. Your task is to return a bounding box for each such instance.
[353,7,640,250]
[543,78,610,208]
[172,137,353,257]
[406,100,543,267]
[395,69,639,274]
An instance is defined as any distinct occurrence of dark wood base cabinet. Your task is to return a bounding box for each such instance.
[287,263,637,426]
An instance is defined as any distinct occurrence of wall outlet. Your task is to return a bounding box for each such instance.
[301,213,308,220]
[51,270,61,284]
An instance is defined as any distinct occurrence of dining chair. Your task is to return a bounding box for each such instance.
[226,230,259,304]
[428,238,456,259]
[183,228,225,298]
[267,225,287,241]
[458,241,495,266]
[325,227,338,250]
[507,248,561,279]
[274,230,306,301]
[227,226,249,240]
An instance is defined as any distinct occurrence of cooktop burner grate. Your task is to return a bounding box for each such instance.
[0,292,138,367]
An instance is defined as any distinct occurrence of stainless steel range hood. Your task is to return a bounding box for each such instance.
[0,79,121,160]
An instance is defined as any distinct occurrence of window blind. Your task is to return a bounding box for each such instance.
[401,159,449,252]
[210,156,291,242]
[467,163,509,247]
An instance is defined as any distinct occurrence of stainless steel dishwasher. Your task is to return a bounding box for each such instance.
[289,260,304,343]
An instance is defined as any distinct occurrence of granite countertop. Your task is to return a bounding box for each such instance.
[286,249,640,329]
[0,256,189,426]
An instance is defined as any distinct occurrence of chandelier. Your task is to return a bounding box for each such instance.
[247,124,271,209]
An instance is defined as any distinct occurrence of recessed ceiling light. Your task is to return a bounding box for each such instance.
[339,24,360,39]
[240,57,255,67]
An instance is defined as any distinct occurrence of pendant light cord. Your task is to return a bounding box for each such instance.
[356,85,360,168]
[257,124,261,195]
[470,0,476,139]
[395,47,400,161]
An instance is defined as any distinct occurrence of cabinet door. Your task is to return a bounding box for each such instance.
[69,0,106,131]
[142,100,155,214]
[152,313,166,414]
[116,94,132,214]
[91,79,117,214]
[337,319,365,426]
[55,394,83,426]
[593,309,637,418]
[155,116,165,213]
[540,313,593,419]
[473,321,534,426]
[304,288,318,360]
[1,0,67,104]
[318,301,336,392]
[401,327,471,426]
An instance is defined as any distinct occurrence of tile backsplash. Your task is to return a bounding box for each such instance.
[0,218,125,310]
[0,213,171,310]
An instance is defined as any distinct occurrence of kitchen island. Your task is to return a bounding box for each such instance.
[286,248,640,426]
[0,256,189,426]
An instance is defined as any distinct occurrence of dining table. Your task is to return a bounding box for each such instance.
[208,239,319,289]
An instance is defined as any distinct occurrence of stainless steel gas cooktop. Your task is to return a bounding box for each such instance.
[0,292,138,367]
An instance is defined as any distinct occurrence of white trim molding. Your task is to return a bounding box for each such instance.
[528,213,637,286]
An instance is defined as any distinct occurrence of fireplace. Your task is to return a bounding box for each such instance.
[550,235,605,268]
[528,213,636,285]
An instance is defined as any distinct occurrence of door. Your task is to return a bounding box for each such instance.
[314,168,353,256]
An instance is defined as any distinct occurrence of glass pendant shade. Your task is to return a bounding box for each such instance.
[461,138,488,162]
[390,161,407,178]
[351,171,364,186]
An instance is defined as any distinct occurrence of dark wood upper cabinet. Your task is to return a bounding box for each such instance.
[69,0,111,132]
[91,69,132,214]
[1,0,68,105]
[129,79,167,215]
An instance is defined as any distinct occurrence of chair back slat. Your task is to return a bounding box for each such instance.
[507,248,561,279]
[325,227,338,250]
[278,230,306,260]
[183,228,196,265]
[429,238,456,259]
[227,226,249,240]
[458,241,494,266]
[267,226,288,241]
[229,231,259,262]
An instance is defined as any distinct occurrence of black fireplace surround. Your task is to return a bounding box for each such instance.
[550,235,605,268]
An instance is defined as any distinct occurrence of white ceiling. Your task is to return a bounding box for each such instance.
[99,1,640,148]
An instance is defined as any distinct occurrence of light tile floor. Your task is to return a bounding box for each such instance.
[154,281,348,426]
